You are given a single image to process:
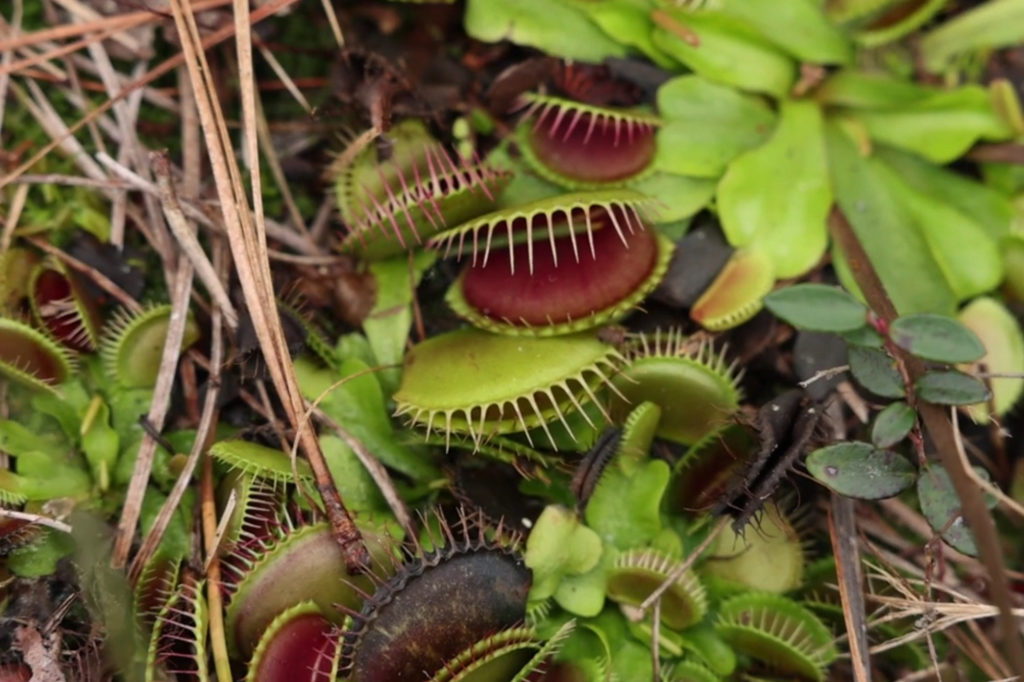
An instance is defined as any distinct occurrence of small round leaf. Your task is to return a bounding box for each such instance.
[917,465,995,556]
[848,346,905,399]
[806,442,916,500]
[840,324,884,348]
[889,314,986,364]
[764,284,867,332]
[871,402,916,449]
[914,371,991,405]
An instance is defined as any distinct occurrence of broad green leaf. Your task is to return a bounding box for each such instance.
[871,402,916,448]
[465,0,628,62]
[554,564,608,617]
[920,0,1024,73]
[0,419,67,459]
[763,284,867,332]
[816,70,934,109]
[294,356,438,482]
[877,146,1014,241]
[7,528,74,577]
[826,123,957,315]
[917,464,996,556]
[676,623,738,676]
[320,435,388,513]
[80,398,119,492]
[881,167,1002,300]
[627,172,716,222]
[959,297,1024,417]
[853,86,1014,163]
[567,0,674,67]
[889,314,986,363]
[718,99,831,278]
[585,459,669,550]
[526,505,604,602]
[364,250,436,396]
[849,0,946,47]
[806,441,916,500]
[29,388,83,442]
[655,75,776,178]
[717,0,852,64]
[915,370,991,405]
[848,346,905,399]
[16,451,92,500]
[651,8,795,98]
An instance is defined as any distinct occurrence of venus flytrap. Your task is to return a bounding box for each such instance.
[464,0,1023,331]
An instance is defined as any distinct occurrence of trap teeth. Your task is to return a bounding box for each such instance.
[392,328,624,450]
[517,93,661,189]
[434,190,670,336]
[608,329,742,446]
[334,119,510,260]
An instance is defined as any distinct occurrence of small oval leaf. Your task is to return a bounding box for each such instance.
[917,465,995,556]
[889,314,986,363]
[848,346,906,399]
[764,284,867,332]
[806,442,917,500]
[914,370,991,405]
[871,402,916,448]
[840,324,885,348]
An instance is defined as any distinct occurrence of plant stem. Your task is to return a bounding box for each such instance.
[828,207,1024,676]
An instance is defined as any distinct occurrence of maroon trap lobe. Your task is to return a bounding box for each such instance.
[249,611,338,682]
[525,105,656,184]
[460,206,658,327]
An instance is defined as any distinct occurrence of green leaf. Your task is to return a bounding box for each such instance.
[816,70,935,109]
[654,75,776,178]
[917,464,996,556]
[320,435,388,513]
[16,451,92,500]
[7,529,74,577]
[959,297,1024,417]
[554,564,608,617]
[920,0,1024,73]
[915,370,991,405]
[651,8,795,98]
[806,441,916,500]
[880,169,1003,301]
[365,251,436,396]
[877,146,1014,242]
[840,324,885,348]
[763,284,867,332]
[585,459,669,550]
[717,99,831,278]
[294,356,439,482]
[716,0,852,64]
[526,505,604,604]
[465,0,628,62]
[826,122,958,315]
[80,398,119,492]
[889,314,986,363]
[871,402,917,448]
[0,419,67,459]
[567,0,674,67]
[852,86,1014,163]
[848,346,905,399]
[627,172,715,222]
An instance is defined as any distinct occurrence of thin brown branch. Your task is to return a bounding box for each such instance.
[166,0,367,570]
[111,240,195,568]
[830,495,872,682]
[828,206,1024,676]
